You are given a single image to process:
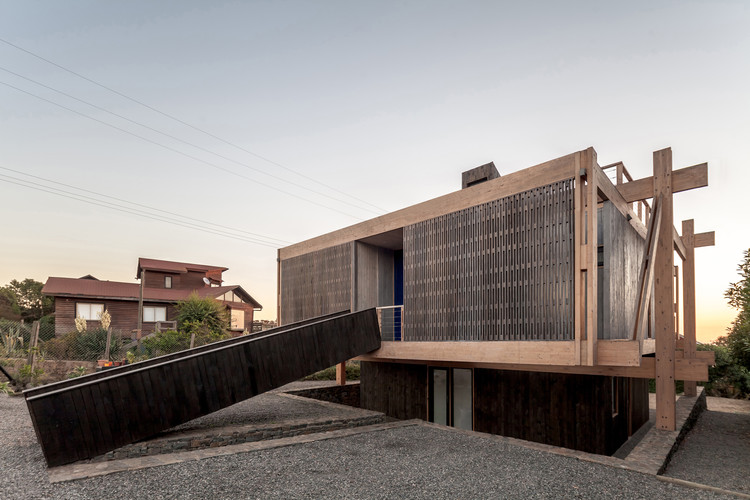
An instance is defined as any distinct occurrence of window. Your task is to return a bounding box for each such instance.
[230,309,245,330]
[429,367,473,430]
[143,306,167,322]
[164,276,172,289]
[76,303,104,321]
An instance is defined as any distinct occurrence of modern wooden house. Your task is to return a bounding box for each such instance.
[277,147,715,455]
[43,258,262,335]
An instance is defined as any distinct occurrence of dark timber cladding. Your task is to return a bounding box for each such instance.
[597,201,647,339]
[279,242,351,324]
[24,309,381,467]
[404,180,575,341]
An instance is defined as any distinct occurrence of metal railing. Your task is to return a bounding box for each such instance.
[376,305,403,341]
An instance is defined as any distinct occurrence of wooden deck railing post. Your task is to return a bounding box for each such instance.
[653,148,676,431]
[681,219,697,397]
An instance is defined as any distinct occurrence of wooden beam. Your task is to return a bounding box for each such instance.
[673,226,687,261]
[360,340,644,367]
[682,219,698,396]
[617,163,708,203]
[360,341,578,366]
[355,354,710,381]
[653,148,676,431]
[594,166,647,238]
[280,152,578,259]
[597,340,641,366]
[632,196,662,343]
[694,231,715,248]
[585,148,598,366]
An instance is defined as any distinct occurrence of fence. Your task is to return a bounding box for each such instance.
[0,318,127,363]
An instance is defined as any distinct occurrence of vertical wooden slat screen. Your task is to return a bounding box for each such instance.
[404,180,575,341]
[279,243,351,324]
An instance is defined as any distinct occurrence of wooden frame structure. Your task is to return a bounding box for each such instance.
[278,146,714,433]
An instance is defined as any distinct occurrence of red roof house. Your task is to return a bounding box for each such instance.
[43,258,262,336]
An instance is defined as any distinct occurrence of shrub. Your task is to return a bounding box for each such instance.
[16,363,44,387]
[176,294,231,343]
[302,361,360,381]
[142,330,191,357]
[66,366,88,379]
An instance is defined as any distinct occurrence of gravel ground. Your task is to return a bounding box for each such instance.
[168,382,362,432]
[1,393,739,500]
[665,397,750,495]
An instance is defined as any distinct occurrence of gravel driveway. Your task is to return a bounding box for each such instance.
[1,393,741,500]
[665,397,750,495]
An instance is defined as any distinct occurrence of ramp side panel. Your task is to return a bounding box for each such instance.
[26,309,380,467]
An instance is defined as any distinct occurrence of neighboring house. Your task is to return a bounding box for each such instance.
[43,258,262,336]
[277,148,714,455]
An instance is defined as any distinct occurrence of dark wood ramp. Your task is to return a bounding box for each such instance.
[24,309,380,467]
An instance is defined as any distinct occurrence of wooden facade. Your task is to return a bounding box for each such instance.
[25,309,381,467]
[279,146,715,448]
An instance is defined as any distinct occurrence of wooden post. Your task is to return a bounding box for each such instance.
[674,265,680,339]
[104,327,113,361]
[336,361,347,385]
[653,148,676,431]
[682,219,697,397]
[585,148,598,366]
[574,154,584,365]
[27,321,40,371]
[190,331,196,350]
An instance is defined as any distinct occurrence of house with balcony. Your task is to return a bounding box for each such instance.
[277,147,715,455]
[43,258,262,336]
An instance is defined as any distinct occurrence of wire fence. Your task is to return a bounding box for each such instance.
[0,318,129,362]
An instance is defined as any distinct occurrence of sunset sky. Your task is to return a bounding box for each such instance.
[1,1,748,342]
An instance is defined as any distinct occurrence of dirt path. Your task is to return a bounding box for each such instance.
[665,397,750,495]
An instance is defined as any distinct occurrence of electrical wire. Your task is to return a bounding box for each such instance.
[0,173,283,248]
[0,36,387,214]
[0,65,383,217]
[0,79,367,222]
[0,165,291,245]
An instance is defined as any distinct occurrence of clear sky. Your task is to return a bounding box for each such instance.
[1,1,748,342]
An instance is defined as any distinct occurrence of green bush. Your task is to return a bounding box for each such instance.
[142,330,191,357]
[17,363,44,387]
[41,328,122,361]
[176,294,231,344]
[302,361,360,381]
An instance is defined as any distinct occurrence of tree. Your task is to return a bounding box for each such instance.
[0,279,54,322]
[724,249,750,370]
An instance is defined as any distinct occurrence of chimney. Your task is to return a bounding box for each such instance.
[461,162,500,189]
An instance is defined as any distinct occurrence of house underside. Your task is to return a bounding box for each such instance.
[277,147,715,455]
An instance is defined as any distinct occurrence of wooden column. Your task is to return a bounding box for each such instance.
[574,155,584,365]
[674,265,680,338]
[336,362,347,385]
[585,149,598,366]
[653,148,676,430]
[682,219,697,397]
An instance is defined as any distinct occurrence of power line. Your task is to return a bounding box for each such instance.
[0,173,283,248]
[0,165,291,245]
[0,36,387,214]
[0,79,367,222]
[0,65,383,217]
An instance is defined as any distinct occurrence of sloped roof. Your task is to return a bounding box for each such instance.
[42,277,262,309]
[136,258,228,279]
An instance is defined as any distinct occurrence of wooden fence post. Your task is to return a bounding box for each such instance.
[682,219,697,397]
[104,327,113,361]
[27,321,40,371]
